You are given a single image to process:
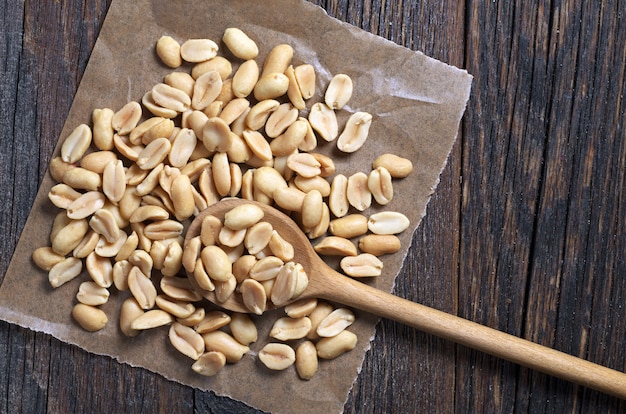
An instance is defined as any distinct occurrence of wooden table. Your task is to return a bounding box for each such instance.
[2,0,625,412]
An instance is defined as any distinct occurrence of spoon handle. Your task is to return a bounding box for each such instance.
[321,276,626,399]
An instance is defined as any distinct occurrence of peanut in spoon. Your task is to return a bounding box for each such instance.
[184,198,626,399]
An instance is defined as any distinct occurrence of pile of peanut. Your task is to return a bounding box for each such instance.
[32,28,413,379]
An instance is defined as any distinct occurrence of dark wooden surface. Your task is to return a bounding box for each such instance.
[2,0,626,412]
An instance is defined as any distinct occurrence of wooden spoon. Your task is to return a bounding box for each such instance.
[184,198,626,399]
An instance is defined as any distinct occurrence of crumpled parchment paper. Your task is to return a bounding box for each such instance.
[0,1,472,413]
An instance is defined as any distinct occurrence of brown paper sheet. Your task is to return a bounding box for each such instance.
[0,1,472,413]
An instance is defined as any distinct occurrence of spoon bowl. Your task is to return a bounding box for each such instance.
[184,198,626,399]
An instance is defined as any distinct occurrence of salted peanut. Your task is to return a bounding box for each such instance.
[201,245,232,282]
[185,110,209,140]
[265,103,298,138]
[168,128,196,168]
[359,234,401,256]
[212,152,233,197]
[156,295,194,319]
[177,307,205,327]
[308,102,338,142]
[76,281,110,306]
[240,278,267,315]
[135,163,164,196]
[128,266,157,309]
[287,153,321,178]
[244,221,273,255]
[50,212,71,243]
[169,322,205,360]
[294,64,316,99]
[130,222,152,252]
[191,56,232,80]
[232,254,256,283]
[270,317,311,341]
[329,174,349,218]
[48,185,85,217]
[231,60,259,98]
[241,130,272,162]
[230,106,250,135]
[180,157,210,183]
[89,209,120,243]
[309,153,334,178]
[101,200,128,228]
[202,330,249,363]
[249,256,283,281]
[48,256,82,288]
[170,174,194,221]
[161,276,203,302]
[130,117,174,145]
[152,83,191,113]
[149,239,169,270]
[200,214,222,246]
[180,38,218,62]
[246,99,279,130]
[222,203,264,231]
[112,101,142,135]
[164,73,195,101]
[285,65,305,110]
[144,219,184,240]
[219,98,249,125]
[253,72,290,101]
[193,258,215,291]
[182,235,201,273]
[314,236,357,256]
[241,169,254,200]
[222,314,255,348]
[368,166,393,205]
[63,167,101,191]
[316,330,357,359]
[268,230,295,262]
[307,301,334,340]
[215,78,235,104]
[270,261,305,306]
[72,303,108,332]
[308,205,331,238]
[94,231,127,258]
[114,231,138,262]
[368,211,410,235]
[65,191,104,219]
[337,111,373,153]
[373,153,413,178]
[79,151,117,174]
[33,246,65,271]
[292,263,309,298]
[112,259,132,291]
[102,160,126,204]
[325,74,353,109]
[137,137,171,170]
[131,309,175,330]
[259,343,296,371]
[192,351,226,376]
[273,187,305,212]
[295,340,318,380]
[127,248,152,276]
[92,108,115,150]
[142,91,178,119]
[214,274,237,302]
[197,167,218,206]
[293,175,331,197]
[51,218,89,256]
[340,253,383,277]
[316,308,355,337]
[49,156,76,182]
[284,298,317,319]
[113,134,142,162]
[61,124,92,164]
[192,71,222,110]
[195,310,231,334]
[129,206,169,224]
[298,117,318,152]
[261,44,293,76]
[85,251,113,288]
[222,27,258,59]
[347,172,371,211]
[261,278,275,298]
[218,226,247,248]
[228,163,242,196]
[227,131,253,164]
[270,119,308,156]
[301,190,323,230]
[252,166,288,198]
[156,35,182,68]
[202,117,231,153]
[161,240,183,277]
[117,297,143,337]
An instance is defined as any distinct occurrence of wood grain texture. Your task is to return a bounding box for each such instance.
[1,0,625,413]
